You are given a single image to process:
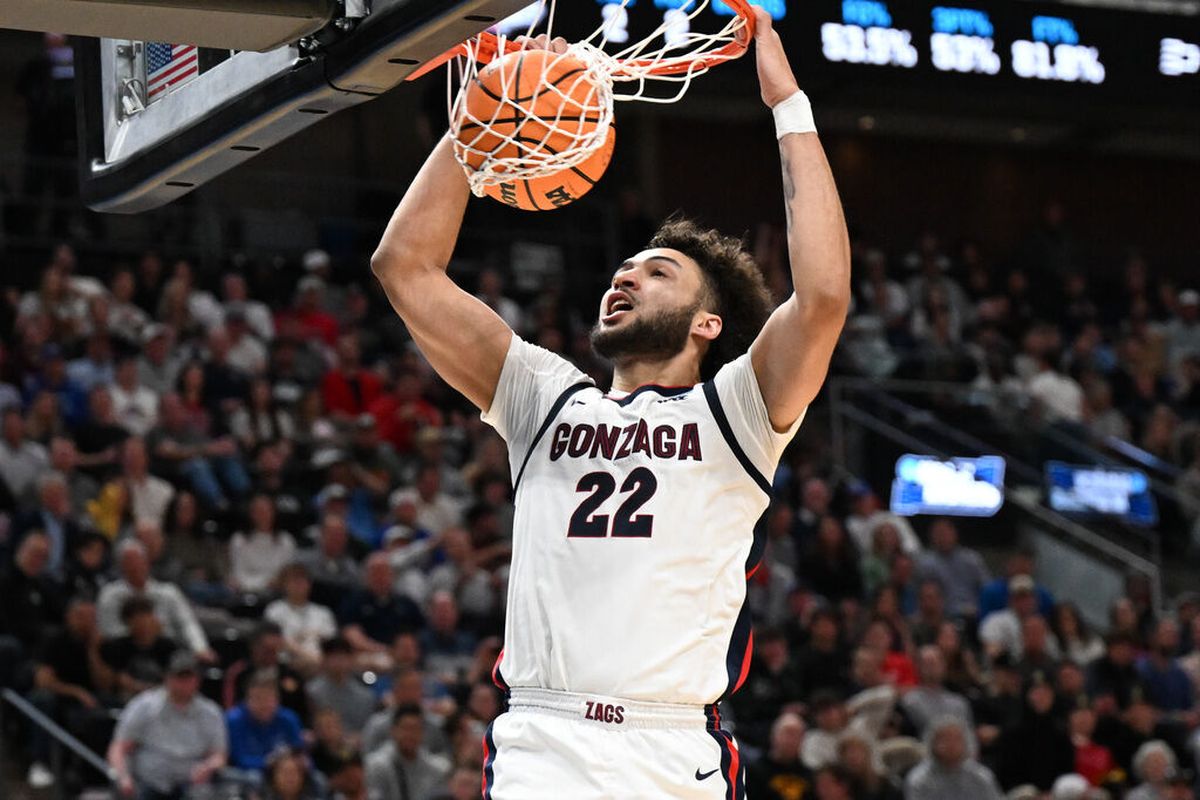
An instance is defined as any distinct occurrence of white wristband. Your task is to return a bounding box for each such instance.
[773,90,816,139]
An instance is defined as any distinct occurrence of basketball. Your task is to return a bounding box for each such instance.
[454,48,615,211]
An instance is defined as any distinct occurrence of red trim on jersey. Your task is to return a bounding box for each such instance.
[491,648,508,691]
[725,736,741,796]
[745,560,762,580]
[733,631,754,693]
[480,734,491,796]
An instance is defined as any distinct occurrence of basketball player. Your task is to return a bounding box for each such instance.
[371,9,849,799]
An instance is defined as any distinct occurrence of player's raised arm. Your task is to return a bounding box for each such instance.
[746,8,852,432]
[370,136,513,412]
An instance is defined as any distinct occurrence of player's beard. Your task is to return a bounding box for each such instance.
[590,301,699,365]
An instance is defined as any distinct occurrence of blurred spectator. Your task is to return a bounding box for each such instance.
[368,370,442,455]
[97,540,214,660]
[1087,633,1149,710]
[364,703,452,800]
[225,669,304,773]
[799,516,863,603]
[390,463,462,536]
[1054,603,1107,667]
[15,471,85,575]
[901,645,972,736]
[119,436,175,527]
[903,717,1003,800]
[794,477,831,543]
[813,764,857,800]
[977,547,1054,620]
[75,385,128,477]
[221,273,275,342]
[99,596,177,701]
[223,305,268,376]
[915,518,989,620]
[1067,705,1116,787]
[1127,740,1179,800]
[222,622,309,722]
[837,729,902,800]
[107,652,227,800]
[137,324,183,395]
[979,576,1054,661]
[427,527,498,627]
[340,553,424,661]
[322,333,383,422]
[995,677,1076,791]
[475,268,525,332]
[362,666,449,757]
[0,532,63,660]
[802,691,851,770]
[297,513,362,609]
[229,494,297,595]
[0,406,49,504]
[310,706,359,778]
[48,435,98,520]
[1136,619,1196,715]
[230,377,295,459]
[307,637,377,733]
[747,711,811,800]
[264,562,336,672]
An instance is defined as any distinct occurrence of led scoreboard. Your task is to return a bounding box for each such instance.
[493,1,1198,109]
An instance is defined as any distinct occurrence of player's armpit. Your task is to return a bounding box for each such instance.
[375,264,512,412]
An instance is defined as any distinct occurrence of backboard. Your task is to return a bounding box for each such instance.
[72,0,534,213]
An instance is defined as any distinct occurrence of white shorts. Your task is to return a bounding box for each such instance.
[481,688,745,800]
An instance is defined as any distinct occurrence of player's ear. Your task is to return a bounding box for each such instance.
[692,311,722,343]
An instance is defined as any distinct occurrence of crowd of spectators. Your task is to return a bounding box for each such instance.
[0,215,1197,800]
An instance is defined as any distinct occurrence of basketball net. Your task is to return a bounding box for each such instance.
[447,0,753,197]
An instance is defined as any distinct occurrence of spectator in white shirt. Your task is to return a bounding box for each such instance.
[230,494,297,594]
[222,273,275,342]
[264,562,337,673]
[388,464,462,536]
[224,305,269,376]
[0,407,49,504]
[110,357,159,436]
[120,437,175,527]
[107,267,150,345]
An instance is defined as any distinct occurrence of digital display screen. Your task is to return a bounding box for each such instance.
[890,454,1005,517]
[497,1,1200,109]
[1046,462,1158,527]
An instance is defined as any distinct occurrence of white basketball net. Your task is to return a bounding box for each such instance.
[448,0,750,196]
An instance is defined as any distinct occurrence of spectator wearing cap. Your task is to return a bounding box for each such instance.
[978,547,1055,620]
[99,595,177,701]
[264,563,338,672]
[365,703,452,800]
[296,513,362,610]
[223,622,310,722]
[340,553,425,663]
[222,272,275,342]
[225,669,305,773]
[97,540,215,661]
[229,494,297,595]
[1165,288,1200,371]
[0,407,49,504]
[747,711,811,800]
[307,637,378,733]
[278,275,340,347]
[901,645,973,737]
[137,324,184,396]
[108,651,228,800]
[979,575,1052,661]
[904,717,1003,800]
[322,333,383,422]
[915,518,990,620]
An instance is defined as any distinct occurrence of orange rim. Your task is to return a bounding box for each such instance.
[405,0,756,82]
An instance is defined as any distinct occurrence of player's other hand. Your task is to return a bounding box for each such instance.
[514,33,569,55]
[749,6,800,109]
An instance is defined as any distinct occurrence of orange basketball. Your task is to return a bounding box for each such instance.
[454,49,615,211]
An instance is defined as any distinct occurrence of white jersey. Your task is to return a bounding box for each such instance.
[483,337,803,706]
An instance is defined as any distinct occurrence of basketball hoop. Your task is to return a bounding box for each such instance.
[420,0,756,202]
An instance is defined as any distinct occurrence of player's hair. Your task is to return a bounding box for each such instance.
[647,216,774,381]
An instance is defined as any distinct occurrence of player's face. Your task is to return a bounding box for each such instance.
[591,248,710,364]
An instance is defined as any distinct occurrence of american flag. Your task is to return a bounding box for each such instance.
[145,42,199,100]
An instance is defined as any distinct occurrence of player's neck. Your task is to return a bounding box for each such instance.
[610,353,700,393]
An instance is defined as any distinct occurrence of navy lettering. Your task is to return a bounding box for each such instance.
[652,426,676,458]
[568,424,595,458]
[679,423,702,461]
[631,420,651,457]
[549,424,571,461]
[589,424,620,459]
[616,423,637,459]
[614,706,624,724]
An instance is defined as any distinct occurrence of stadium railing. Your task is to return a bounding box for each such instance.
[0,687,117,800]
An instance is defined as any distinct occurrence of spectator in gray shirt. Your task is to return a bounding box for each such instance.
[365,704,451,800]
[901,645,974,737]
[904,717,1003,800]
[108,651,227,799]
[97,539,215,661]
[307,636,377,733]
[915,518,990,620]
[0,408,49,505]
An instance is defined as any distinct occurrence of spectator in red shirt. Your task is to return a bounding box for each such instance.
[1068,705,1115,786]
[276,276,339,347]
[321,333,382,422]
[367,370,442,454]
